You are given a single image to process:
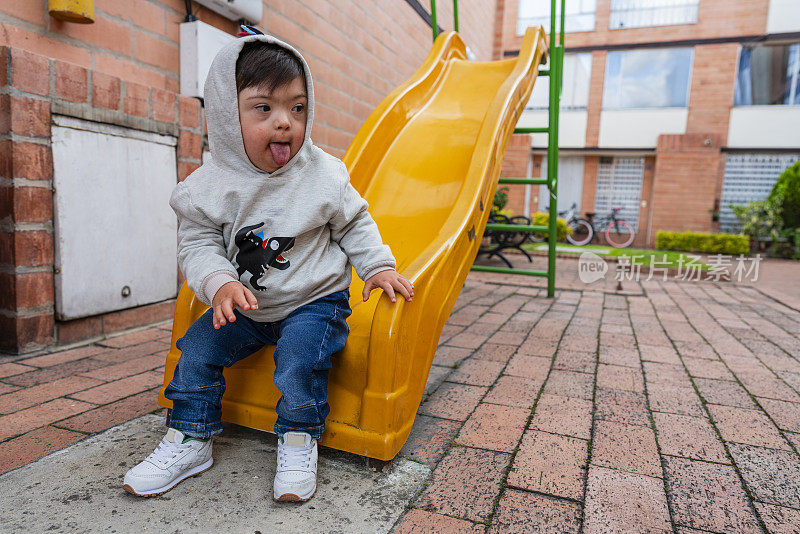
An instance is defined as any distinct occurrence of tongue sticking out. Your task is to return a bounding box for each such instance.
[269,142,292,167]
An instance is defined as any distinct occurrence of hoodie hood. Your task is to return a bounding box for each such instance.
[203,34,315,177]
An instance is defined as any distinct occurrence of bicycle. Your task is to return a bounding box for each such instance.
[564,204,635,248]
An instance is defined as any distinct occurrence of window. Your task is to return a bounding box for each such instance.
[603,48,693,109]
[527,53,592,110]
[517,0,596,35]
[735,43,800,106]
[719,154,800,233]
[610,0,699,30]
[594,157,644,232]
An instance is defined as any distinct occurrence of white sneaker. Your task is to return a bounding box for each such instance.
[123,428,213,497]
[273,432,318,502]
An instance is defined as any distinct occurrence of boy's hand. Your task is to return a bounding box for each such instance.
[363,270,414,303]
[212,281,258,329]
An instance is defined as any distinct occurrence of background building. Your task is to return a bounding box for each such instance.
[1,0,797,353]
[499,0,800,247]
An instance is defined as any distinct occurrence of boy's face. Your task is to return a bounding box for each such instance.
[237,76,307,173]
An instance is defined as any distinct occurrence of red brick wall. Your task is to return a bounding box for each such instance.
[0,46,202,353]
[499,134,531,216]
[686,43,740,140]
[0,1,497,157]
[502,0,770,53]
[648,134,723,246]
[495,1,770,246]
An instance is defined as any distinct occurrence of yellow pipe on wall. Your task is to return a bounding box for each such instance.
[49,0,94,24]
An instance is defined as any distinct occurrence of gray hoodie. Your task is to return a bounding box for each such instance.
[169,34,396,322]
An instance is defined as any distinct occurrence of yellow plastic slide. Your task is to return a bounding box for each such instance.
[159,27,547,460]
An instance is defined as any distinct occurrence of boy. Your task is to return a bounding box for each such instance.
[123,34,412,502]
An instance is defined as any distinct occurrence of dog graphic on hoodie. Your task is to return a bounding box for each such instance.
[234,222,295,291]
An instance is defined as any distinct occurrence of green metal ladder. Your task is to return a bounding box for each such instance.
[430,0,564,297]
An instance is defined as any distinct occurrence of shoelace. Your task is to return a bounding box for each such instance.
[146,438,188,466]
[278,443,313,470]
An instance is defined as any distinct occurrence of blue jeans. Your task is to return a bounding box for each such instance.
[165,289,351,440]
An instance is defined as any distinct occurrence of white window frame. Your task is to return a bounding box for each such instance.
[603,47,694,110]
[517,0,596,35]
[609,0,699,30]
[719,153,800,233]
[527,53,593,110]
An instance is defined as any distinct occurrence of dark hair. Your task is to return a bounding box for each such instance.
[235,41,306,94]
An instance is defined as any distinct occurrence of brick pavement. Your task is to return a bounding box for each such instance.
[1,255,799,532]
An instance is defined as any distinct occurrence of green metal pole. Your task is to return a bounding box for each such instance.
[431,0,438,41]
[453,0,459,32]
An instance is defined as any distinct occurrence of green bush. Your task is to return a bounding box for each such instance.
[656,231,749,255]
[730,198,783,242]
[768,161,800,230]
[531,211,571,241]
[492,187,509,212]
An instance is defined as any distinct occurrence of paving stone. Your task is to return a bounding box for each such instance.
[694,378,757,408]
[484,375,541,409]
[583,465,671,534]
[682,357,734,380]
[728,443,800,509]
[0,383,20,395]
[757,397,800,433]
[447,332,490,350]
[0,363,36,379]
[448,359,505,387]
[89,340,170,364]
[439,324,464,345]
[652,413,729,463]
[68,371,164,405]
[643,361,692,387]
[552,350,596,373]
[673,340,718,360]
[638,344,681,364]
[456,403,528,453]
[507,430,588,500]
[18,345,106,367]
[419,382,487,421]
[0,375,104,414]
[707,404,790,450]
[592,420,662,478]
[0,426,86,474]
[394,509,484,534]
[663,456,762,533]
[560,335,598,352]
[736,370,800,402]
[57,389,162,434]
[753,502,800,534]
[424,365,451,395]
[487,330,526,346]
[4,358,111,387]
[598,348,640,368]
[517,339,559,358]
[400,414,461,468]
[433,346,473,367]
[97,328,169,348]
[530,394,592,439]
[594,388,650,426]
[647,383,705,416]
[597,364,644,393]
[489,489,581,534]
[542,370,594,400]
[0,398,95,441]
[474,312,507,327]
[785,431,800,451]
[504,354,550,381]
[80,353,165,382]
[416,446,511,522]
[472,343,516,363]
